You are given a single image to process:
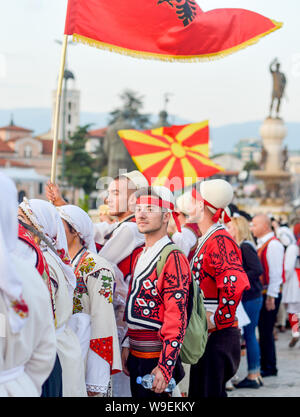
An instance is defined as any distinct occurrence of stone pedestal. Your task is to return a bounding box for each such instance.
[253,117,291,207]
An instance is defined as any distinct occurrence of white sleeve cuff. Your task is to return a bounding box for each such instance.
[122,336,130,348]
[86,348,110,394]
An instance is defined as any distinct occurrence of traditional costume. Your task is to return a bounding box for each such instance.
[57,205,122,395]
[189,180,250,397]
[19,198,86,397]
[0,173,56,397]
[279,227,300,344]
[124,186,191,398]
[256,229,284,376]
[16,223,62,397]
[94,170,148,396]
[172,222,201,262]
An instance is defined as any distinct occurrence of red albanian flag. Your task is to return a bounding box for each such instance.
[118,121,224,190]
[64,0,282,62]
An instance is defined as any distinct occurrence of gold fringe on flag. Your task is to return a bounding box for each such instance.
[72,20,283,63]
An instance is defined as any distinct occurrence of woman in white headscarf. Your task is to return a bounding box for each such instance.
[0,174,56,396]
[57,204,122,397]
[18,198,86,397]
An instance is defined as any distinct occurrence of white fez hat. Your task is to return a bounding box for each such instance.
[200,179,233,214]
[176,191,192,216]
[137,185,181,232]
[121,170,149,190]
[152,185,176,210]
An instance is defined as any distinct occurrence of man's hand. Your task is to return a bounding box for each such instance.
[121,347,130,376]
[206,311,216,330]
[87,390,100,397]
[266,295,275,311]
[151,366,168,394]
[45,181,67,206]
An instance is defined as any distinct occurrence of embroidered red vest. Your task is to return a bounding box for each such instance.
[18,223,47,277]
[191,225,250,331]
[257,236,285,291]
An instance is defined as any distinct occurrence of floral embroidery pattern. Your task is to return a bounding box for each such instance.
[79,257,96,274]
[98,271,113,304]
[73,293,84,314]
[11,297,29,319]
[57,248,72,265]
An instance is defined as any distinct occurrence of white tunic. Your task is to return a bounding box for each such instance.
[0,256,56,397]
[69,248,122,395]
[282,243,300,312]
[94,218,144,397]
[172,227,198,257]
[44,251,86,397]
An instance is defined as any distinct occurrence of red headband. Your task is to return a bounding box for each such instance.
[136,195,181,232]
[191,188,231,224]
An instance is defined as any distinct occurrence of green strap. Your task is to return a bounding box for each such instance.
[156,243,183,277]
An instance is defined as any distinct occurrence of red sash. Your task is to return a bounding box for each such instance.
[257,236,285,291]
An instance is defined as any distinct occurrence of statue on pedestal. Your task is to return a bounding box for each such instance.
[282,145,288,171]
[260,146,268,170]
[269,58,287,118]
[99,90,150,178]
[103,112,137,179]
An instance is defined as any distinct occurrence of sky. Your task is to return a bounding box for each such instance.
[1,0,300,127]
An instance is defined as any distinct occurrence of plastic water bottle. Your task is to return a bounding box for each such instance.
[136,374,176,392]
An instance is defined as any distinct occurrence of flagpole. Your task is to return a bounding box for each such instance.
[50,34,69,184]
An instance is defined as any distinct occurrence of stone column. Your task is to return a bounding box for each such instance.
[259,118,287,172]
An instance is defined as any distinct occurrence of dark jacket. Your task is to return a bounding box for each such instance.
[240,240,263,301]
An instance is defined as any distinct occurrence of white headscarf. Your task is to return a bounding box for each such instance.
[0,173,29,333]
[57,205,97,253]
[277,226,296,247]
[19,198,76,292]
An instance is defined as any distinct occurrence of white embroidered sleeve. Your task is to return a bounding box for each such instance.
[98,223,144,265]
[86,348,110,394]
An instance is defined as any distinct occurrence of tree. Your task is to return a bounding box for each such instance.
[108,89,150,129]
[63,125,96,196]
[243,160,259,172]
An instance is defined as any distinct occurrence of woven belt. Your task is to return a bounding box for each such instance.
[208,319,239,334]
[128,329,162,359]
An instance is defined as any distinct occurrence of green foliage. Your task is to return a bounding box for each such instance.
[63,125,96,195]
[78,194,89,212]
[109,89,150,129]
[243,160,259,172]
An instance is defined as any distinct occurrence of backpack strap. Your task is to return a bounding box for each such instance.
[156,243,184,277]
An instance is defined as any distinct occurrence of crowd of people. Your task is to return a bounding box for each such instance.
[0,169,300,398]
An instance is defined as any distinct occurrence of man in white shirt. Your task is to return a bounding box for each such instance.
[251,214,284,377]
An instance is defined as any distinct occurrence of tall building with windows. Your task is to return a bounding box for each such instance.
[51,75,80,141]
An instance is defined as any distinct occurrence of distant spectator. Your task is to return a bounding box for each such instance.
[227,216,264,389]
[250,214,284,378]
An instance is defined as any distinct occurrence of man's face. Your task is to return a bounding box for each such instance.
[250,216,267,239]
[188,195,204,222]
[107,178,133,216]
[135,203,169,235]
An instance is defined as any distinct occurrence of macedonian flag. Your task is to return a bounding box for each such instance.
[118,121,223,190]
[64,0,282,62]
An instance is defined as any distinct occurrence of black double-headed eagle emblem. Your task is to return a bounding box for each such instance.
[157,0,197,26]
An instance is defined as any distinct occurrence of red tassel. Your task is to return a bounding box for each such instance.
[173,212,182,233]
